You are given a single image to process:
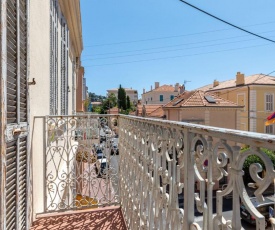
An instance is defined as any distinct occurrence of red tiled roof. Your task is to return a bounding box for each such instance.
[135,104,162,116]
[144,85,177,94]
[147,106,164,118]
[164,90,242,108]
[197,74,275,92]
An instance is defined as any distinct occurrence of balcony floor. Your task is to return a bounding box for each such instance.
[31,206,127,230]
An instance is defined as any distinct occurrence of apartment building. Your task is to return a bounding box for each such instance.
[163,90,243,130]
[107,87,138,103]
[142,82,181,105]
[198,72,275,134]
[0,0,83,228]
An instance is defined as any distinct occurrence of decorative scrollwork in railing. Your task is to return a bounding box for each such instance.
[45,115,119,212]
[119,115,275,230]
[43,114,275,229]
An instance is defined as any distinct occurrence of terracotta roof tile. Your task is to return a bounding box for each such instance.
[135,104,162,116]
[147,106,164,118]
[164,90,242,108]
[197,74,275,91]
[144,85,177,94]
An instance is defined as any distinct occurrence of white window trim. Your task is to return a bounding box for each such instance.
[265,123,274,134]
[265,93,274,112]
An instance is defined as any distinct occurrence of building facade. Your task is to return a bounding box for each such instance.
[107,87,138,104]
[198,72,275,134]
[163,90,243,129]
[0,0,83,228]
[142,82,181,105]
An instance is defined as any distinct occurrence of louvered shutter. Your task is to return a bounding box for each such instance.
[1,0,29,229]
[60,17,68,115]
[50,0,58,115]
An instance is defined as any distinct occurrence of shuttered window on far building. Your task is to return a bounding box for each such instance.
[50,0,58,115]
[1,0,29,229]
[266,94,274,111]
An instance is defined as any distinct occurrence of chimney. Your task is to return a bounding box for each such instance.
[155,82,159,89]
[236,72,245,86]
[174,83,179,92]
[179,84,185,94]
[151,85,152,91]
[143,88,145,94]
[213,80,219,87]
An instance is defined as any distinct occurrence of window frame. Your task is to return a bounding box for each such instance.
[265,93,274,112]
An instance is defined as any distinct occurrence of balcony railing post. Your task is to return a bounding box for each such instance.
[43,116,47,212]
[206,136,214,230]
[231,146,242,230]
[183,129,195,229]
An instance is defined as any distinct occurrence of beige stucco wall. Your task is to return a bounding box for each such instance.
[210,84,275,134]
[29,0,81,219]
[107,89,138,103]
[29,0,51,218]
[166,108,238,130]
[142,90,178,105]
[180,109,205,124]
[209,110,237,129]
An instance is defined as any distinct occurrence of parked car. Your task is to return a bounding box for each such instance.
[100,135,106,143]
[74,130,83,140]
[240,196,275,227]
[95,158,108,178]
[111,144,119,155]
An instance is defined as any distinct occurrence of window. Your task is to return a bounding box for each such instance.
[50,0,59,115]
[170,95,174,100]
[266,94,273,111]
[160,95,164,102]
[151,97,152,101]
[266,125,273,134]
[60,17,69,115]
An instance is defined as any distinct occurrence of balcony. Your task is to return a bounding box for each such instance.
[31,114,275,229]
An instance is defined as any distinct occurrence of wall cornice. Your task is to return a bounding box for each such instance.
[59,0,83,58]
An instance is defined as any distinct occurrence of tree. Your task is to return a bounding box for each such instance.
[242,147,275,184]
[88,92,106,102]
[126,96,131,110]
[98,93,118,114]
[118,85,126,110]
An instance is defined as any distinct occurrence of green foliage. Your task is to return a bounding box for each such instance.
[94,93,118,114]
[83,99,90,112]
[241,147,275,183]
[118,85,127,110]
[88,92,106,102]
[126,96,131,109]
[93,106,101,114]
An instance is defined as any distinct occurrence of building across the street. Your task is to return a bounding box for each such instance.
[197,72,275,134]
[142,82,181,105]
[163,90,243,130]
[107,87,138,104]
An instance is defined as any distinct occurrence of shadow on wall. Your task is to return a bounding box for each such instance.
[31,207,127,230]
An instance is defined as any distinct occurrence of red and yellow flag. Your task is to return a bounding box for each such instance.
[265,112,275,126]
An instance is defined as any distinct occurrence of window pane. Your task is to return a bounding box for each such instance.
[160,95,163,102]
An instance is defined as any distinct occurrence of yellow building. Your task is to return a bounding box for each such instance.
[198,72,275,134]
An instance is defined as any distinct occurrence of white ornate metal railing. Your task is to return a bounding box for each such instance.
[42,114,275,229]
[44,115,120,212]
[119,115,275,230]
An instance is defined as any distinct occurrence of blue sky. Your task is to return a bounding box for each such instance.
[80,0,275,97]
